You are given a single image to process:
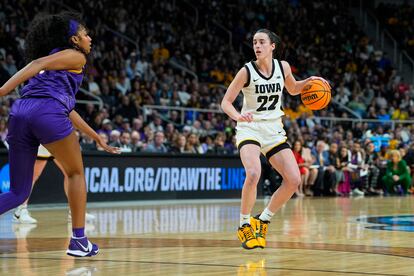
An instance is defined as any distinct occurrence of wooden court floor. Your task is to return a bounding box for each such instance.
[1,197,414,275]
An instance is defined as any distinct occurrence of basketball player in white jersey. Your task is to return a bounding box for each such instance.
[221,29,330,249]
[14,145,96,223]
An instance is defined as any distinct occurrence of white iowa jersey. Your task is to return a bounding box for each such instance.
[241,59,285,121]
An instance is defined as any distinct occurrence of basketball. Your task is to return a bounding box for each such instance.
[300,79,331,110]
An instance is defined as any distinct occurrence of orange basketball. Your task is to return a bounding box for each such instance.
[300,79,331,110]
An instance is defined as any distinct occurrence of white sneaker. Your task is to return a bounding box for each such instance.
[68,211,96,222]
[13,206,37,224]
[351,188,364,196]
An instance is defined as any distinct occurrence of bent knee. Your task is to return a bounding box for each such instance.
[66,171,84,179]
[285,173,302,189]
[245,168,261,183]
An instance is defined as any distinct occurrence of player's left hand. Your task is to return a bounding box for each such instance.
[309,76,331,89]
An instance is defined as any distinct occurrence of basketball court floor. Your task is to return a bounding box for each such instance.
[1,197,413,275]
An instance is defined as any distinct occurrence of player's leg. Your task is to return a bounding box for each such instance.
[240,144,262,215]
[0,145,37,215]
[44,131,98,257]
[1,100,39,216]
[237,143,261,250]
[266,148,301,212]
[53,159,69,195]
[251,146,301,248]
[53,158,96,222]
[13,159,47,224]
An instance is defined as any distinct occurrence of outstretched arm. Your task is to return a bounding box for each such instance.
[221,67,253,122]
[69,110,120,154]
[0,49,86,96]
[281,60,330,96]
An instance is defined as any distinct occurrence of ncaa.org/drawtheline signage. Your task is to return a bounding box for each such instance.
[0,151,249,203]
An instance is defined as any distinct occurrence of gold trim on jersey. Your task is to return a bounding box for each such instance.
[264,138,288,155]
[237,138,261,147]
[67,69,83,74]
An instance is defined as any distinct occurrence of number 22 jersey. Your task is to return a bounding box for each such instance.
[240,59,285,121]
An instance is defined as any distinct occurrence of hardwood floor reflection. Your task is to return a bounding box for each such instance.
[1,197,414,275]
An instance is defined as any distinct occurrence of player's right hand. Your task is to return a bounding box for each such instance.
[237,112,253,122]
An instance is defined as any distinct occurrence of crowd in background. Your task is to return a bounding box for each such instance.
[1,0,414,195]
[375,1,414,57]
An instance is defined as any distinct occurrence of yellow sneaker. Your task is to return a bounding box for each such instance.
[250,215,269,248]
[237,224,260,250]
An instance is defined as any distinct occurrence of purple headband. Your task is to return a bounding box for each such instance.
[68,19,79,38]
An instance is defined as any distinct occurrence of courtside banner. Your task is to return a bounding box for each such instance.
[0,151,246,203]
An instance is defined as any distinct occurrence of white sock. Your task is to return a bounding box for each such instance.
[259,208,274,222]
[240,213,251,227]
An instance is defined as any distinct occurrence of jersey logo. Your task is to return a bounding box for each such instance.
[255,83,282,94]
[253,78,259,82]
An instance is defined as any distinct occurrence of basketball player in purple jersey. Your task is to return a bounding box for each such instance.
[0,12,120,257]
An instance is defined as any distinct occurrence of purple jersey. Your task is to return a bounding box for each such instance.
[20,48,84,111]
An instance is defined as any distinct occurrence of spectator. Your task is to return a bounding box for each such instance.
[207,133,228,155]
[201,135,215,153]
[349,143,366,196]
[170,134,188,153]
[115,70,131,95]
[115,96,139,121]
[4,54,17,76]
[130,130,143,152]
[109,130,121,145]
[311,141,336,196]
[99,119,113,137]
[144,131,168,153]
[87,75,101,95]
[186,133,204,154]
[80,133,97,151]
[148,116,164,132]
[118,131,133,153]
[327,143,341,196]
[382,150,412,195]
[119,118,132,133]
[337,146,353,195]
[363,142,382,195]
